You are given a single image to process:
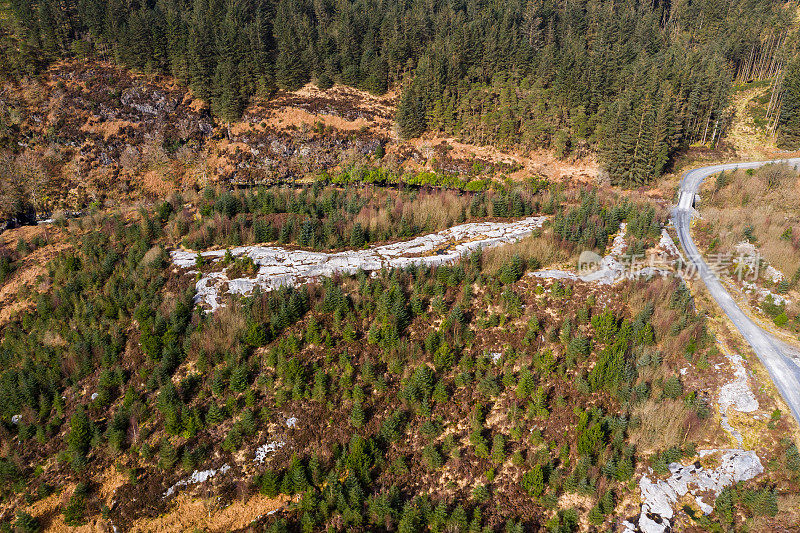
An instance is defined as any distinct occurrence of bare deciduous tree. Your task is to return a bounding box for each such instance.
[15,151,49,214]
[0,152,24,220]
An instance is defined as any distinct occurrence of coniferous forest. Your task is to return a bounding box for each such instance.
[2,0,799,186]
[3,2,800,532]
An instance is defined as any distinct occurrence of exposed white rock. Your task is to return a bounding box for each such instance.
[719,416,743,447]
[609,222,629,256]
[164,463,231,498]
[734,241,758,258]
[717,351,758,446]
[530,223,672,285]
[695,496,713,514]
[636,449,763,533]
[640,475,676,521]
[639,512,668,533]
[10,414,21,424]
[765,265,784,283]
[286,417,298,428]
[172,216,547,311]
[719,353,759,414]
[742,281,791,306]
[254,440,285,464]
[528,269,578,281]
[658,229,681,259]
[732,242,788,295]
[195,272,228,312]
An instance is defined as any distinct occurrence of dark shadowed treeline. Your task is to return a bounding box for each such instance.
[1,0,796,185]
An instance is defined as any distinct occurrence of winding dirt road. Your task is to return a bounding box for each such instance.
[673,158,800,425]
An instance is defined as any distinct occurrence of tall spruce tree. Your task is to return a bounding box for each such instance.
[396,88,426,139]
[778,59,800,150]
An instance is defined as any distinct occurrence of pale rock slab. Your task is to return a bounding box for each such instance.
[164,463,231,498]
[172,216,548,311]
[635,449,762,533]
[529,223,673,285]
[254,441,285,464]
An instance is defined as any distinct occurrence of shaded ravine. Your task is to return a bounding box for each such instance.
[172,216,548,311]
[673,157,800,426]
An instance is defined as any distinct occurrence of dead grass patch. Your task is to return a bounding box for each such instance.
[482,231,571,272]
[81,118,139,141]
[0,227,69,327]
[128,493,289,532]
[247,83,396,136]
[403,137,600,184]
[265,106,373,133]
[139,170,177,198]
[724,84,778,157]
[195,305,247,356]
[701,164,800,276]
[18,484,116,533]
[629,399,704,455]
[399,190,465,230]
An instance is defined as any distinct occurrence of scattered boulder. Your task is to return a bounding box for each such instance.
[636,449,763,533]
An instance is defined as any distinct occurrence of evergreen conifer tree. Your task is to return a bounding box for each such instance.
[396,89,427,139]
[779,59,800,149]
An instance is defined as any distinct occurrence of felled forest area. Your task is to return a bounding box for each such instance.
[0,60,393,224]
[3,0,799,186]
[0,60,562,228]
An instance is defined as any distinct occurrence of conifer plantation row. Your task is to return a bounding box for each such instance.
[3,0,800,186]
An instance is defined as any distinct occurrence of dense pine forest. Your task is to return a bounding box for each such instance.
[2,0,799,186]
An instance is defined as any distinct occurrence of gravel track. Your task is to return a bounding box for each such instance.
[673,158,800,425]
